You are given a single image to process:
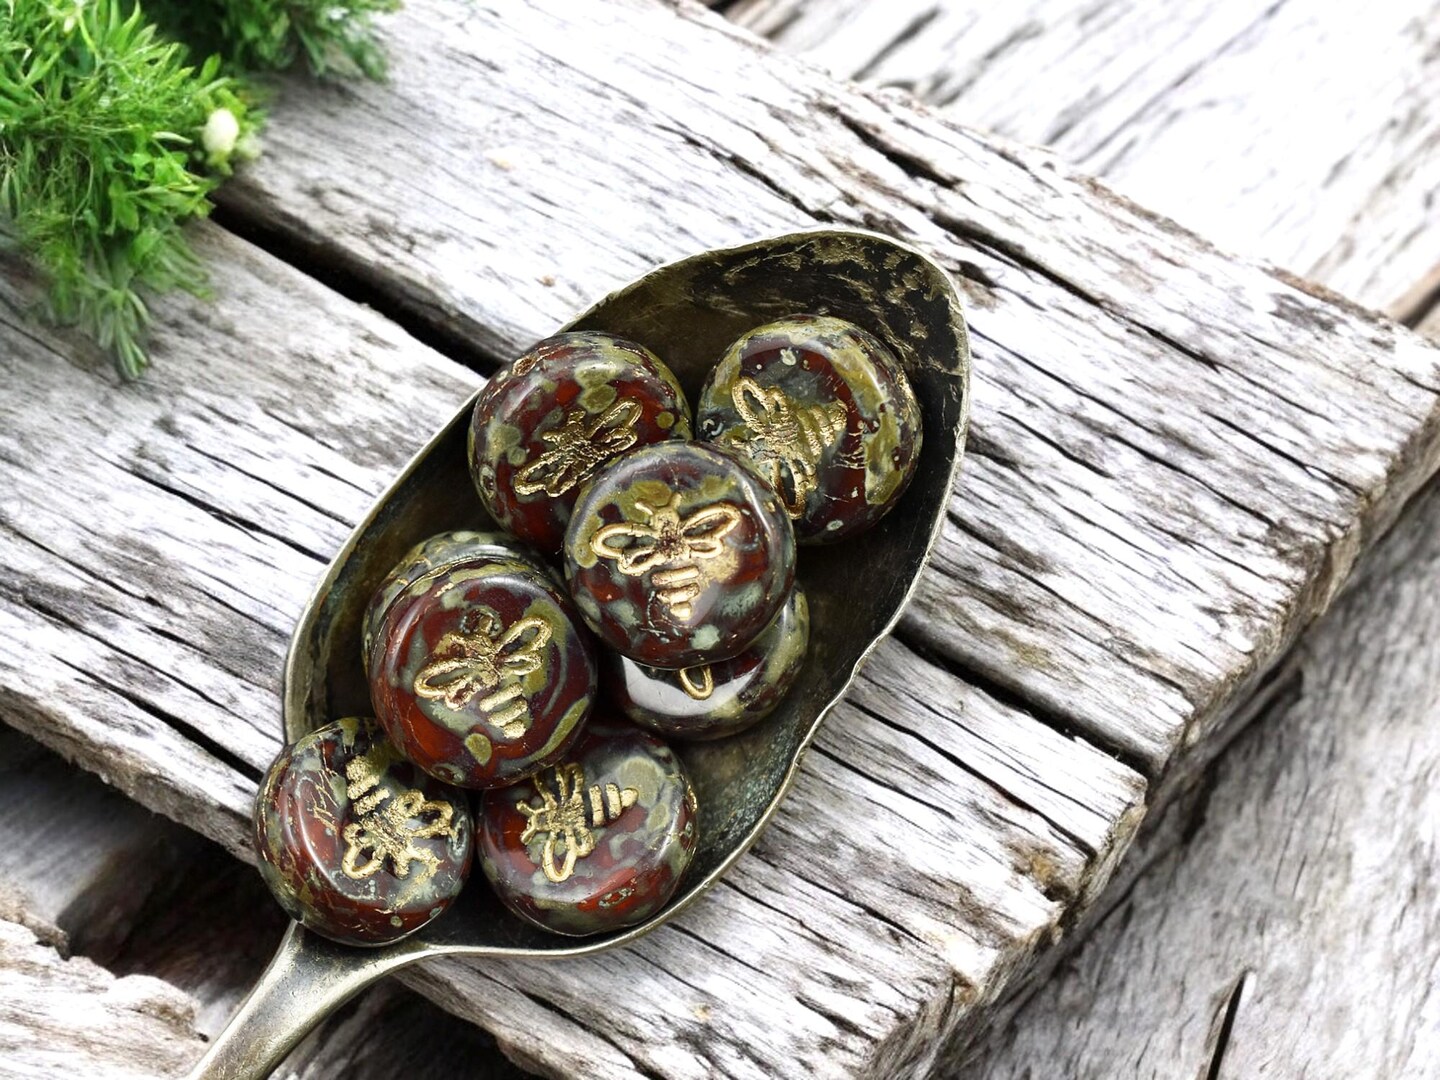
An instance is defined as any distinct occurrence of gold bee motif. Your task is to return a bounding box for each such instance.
[513,399,642,498]
[516,763,639,883]
[590,494,742,620]
[730,376,848,517]
[413,610,552,741]
[678,666,714,700]
[340,749,455,885]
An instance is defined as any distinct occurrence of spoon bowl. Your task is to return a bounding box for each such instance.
[190,228,971,1078]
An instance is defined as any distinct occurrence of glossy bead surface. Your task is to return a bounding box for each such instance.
[697,314,922,543]
[254,717,472,946]
[470,331,692,554]
[606,585,809,741]
[478,721,697,936]
[361,531,551,677]
[370,560,596,789]
[563,442,796,669]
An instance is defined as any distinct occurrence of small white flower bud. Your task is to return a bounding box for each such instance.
[203,108,241,158]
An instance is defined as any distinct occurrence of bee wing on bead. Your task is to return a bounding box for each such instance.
[592,520,667,575]
[677,503,742,557]
[411,655,487,710]
[493,614,552,677]
[593,399,643,451]
[732,375,783,428]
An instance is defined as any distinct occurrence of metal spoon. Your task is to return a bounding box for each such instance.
[188,227,971,1079]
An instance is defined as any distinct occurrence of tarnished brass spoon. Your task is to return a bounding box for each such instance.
[188,228,971,1079]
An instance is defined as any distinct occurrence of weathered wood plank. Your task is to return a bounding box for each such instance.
[959,471,1440,1079]
[724,0,1440,318]
[0,231,473,854]
[0,214,1139,1076]
[219,0,1440,777]
[280,983,530,1080]
[0,916,205,1079]
[0,907,524,1080]
[6,0,1440,1073]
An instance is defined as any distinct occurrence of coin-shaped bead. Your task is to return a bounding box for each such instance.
[697,314,922,543]
[254,717,473,946]
[370,560,597,789]
[563,442,796,669]
[605,585,809,741]
[478,721,697,936]
[361,531,552,677]
[470,331,693,555]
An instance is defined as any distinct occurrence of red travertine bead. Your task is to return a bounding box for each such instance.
[470,331,692,554]
[254,717,473,946]
[370,560,596,789]
[605,585,809,740]
[697,314,922,543]
[361,530,552,678]
[478,721,697,936]
[563,442,796,669]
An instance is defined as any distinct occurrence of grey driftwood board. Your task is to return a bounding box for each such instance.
[723,0,1440,326]
[4,0,1440,1075]
[0,915,206,1080]
[962,472,1440,1079]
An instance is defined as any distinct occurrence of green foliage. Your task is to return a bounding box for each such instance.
[0,0,400,379]
[0,0,260,378]
[149,0,403,79]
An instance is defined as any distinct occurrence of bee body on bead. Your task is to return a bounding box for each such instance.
[339,749,455,886]
[412,610,552,743]
[516,763,639,883]
[589,494,742,620]
[513,399,642,498]
[730,375,848,517]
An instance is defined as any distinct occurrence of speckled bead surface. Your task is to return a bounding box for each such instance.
[469,331,693,554]
[697,314,922,544]
[254,717,472,946]
[478,721,697,936]
[606,585,810,741]
[563,442,796,669]
[362,531,551,677]
[370,560,596,789]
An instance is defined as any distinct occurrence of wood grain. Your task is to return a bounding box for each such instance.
[959,472,1440,1079]
[724,0,1440,319]
[0,908,526,1080]
[5,0,1440,1073]
[0,916,204,1080]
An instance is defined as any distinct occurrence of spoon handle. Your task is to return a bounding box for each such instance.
[185,921,422,1080]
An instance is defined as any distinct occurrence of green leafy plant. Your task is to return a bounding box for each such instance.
[149,0,403,79]
[1,0,401,379]
[0,0,260,378]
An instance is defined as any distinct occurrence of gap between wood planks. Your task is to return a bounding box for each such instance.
[958,471,1440,1076]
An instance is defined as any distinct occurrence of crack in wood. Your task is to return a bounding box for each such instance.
[1203,970,1252,1080]
[209,203,506,377]
[42,649,262,784]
